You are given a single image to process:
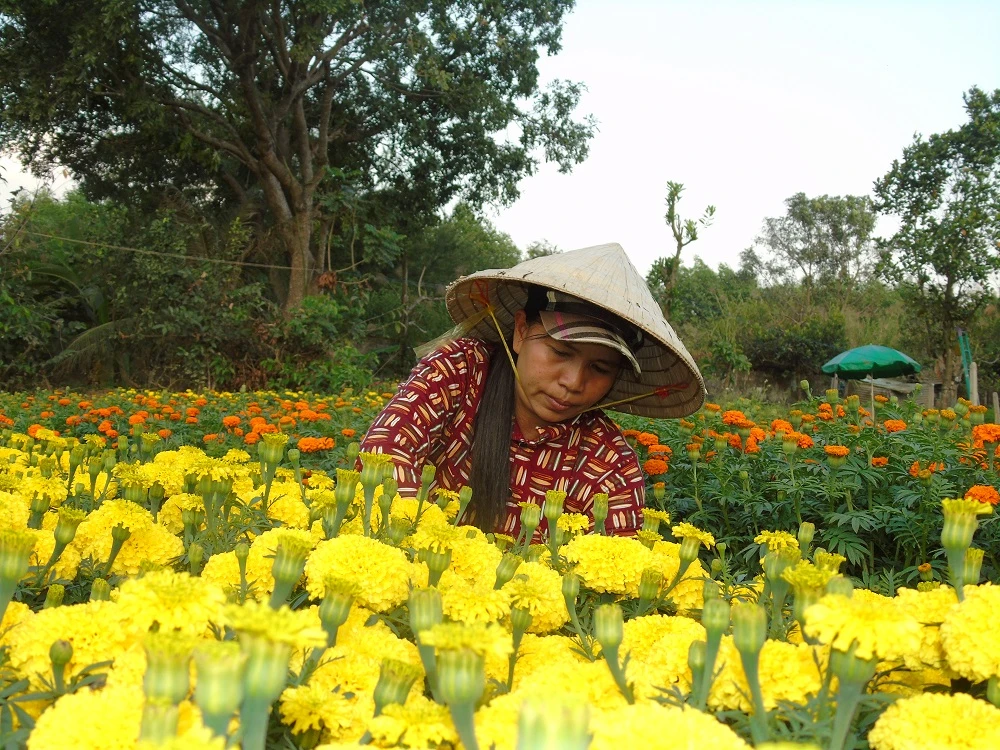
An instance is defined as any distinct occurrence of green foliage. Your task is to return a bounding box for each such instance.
[0,0,594,309]
[874,86,1000,404]
[742,314,848,381]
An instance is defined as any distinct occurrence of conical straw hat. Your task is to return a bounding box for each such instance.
[445,243,706,418]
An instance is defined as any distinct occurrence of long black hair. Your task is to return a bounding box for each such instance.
[466,287,639,531]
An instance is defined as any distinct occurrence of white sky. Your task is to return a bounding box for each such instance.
[489,0,1000,275]
[3,1,998,277]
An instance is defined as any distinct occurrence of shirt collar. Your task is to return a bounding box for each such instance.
[511,412,587,445]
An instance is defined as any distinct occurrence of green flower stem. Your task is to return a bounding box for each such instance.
[505,624,528,692]
[946,547,967,601]
[692,630,723,711]
[448,701,479,750]
[268,578,296,610]
[239,696,272,750]
[692,461,701,512]
[563,603,595,662]
[361,483,377,537]
[201,709,232,740]
[828,678,867,750]
[662,558,694,599]
[601,644,634,704]
[768,581,789,639]
[737,650,769,745]
[416,643,441,702]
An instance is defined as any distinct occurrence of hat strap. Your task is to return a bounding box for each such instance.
[597,382,690,411]
[411,304,520,385]
[487,305,521,385]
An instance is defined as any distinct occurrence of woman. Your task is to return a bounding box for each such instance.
[360,243,705,537]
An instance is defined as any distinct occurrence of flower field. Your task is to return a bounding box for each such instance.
[0,386,998,750]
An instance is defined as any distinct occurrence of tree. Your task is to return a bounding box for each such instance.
[873,87,1000,406]
[754,193,878,305]
[650,181,715,320]
[524,239,561,259]
[0,1,594,311]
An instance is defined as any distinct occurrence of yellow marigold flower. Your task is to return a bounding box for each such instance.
[72,499,183,576]
[369,694,458,748]
[893,585,959,671]
[304,534,410,612]
[590,702,751,750]
[754,530,799,553]
[223,600,326,649]
[643,508,671,525]
[438,570,511,625]
[804,592,922,663]
[671,522,715,549]
[418,621,513,662]
[28,685,143,750]
[647,541,707,614]
[561,534,655,596]
[707,637,824,712]
[814,549,846,573]
[501,561,569,634]
[556,512,590,535]
[868,691,1000,750]
[940,582,1000,682]
[157,492,204,535]
[622,614,706,700]
[782,559,834,590]
[115,569,227,637]
[279,682,359,742]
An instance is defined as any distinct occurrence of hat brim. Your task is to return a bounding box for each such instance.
[538,310,642,376]
[446,270,706,419]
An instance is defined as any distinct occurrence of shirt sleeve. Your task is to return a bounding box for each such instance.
[359,339,485,493]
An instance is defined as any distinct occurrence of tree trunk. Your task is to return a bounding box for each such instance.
[661,240,683,320]
[939,343,959,407]
[282,211,314,314]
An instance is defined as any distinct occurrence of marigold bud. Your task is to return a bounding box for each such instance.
[797,521,816,550]
[963,547,985,587]
[49,639,73,670]
[702,597,731,639]
[679,536,701,567]
[494,553,523,589]
[517,700,590,750]
[826,576,854,597]
[54,506,86,546]
[144,632,193,705]
[319,578,355,648]
[194,640,246,726]
[409,587,444,636]
[510,605,533,635]
[638,568,663,602]
[593,603,624,651]
[688,639,706,673]
[373,658,422,715]
[520,503,541,535]
[732,602,767,656]
[830,644,877,685]
[437,648,485,706]
[591,493,609,531]
[44,584,65,609]
[562,572,581,602]
[90,577,111,601]
[542,490,566,524]
[0,529,35,585]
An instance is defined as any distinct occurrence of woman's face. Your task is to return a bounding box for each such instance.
[511,310,622,437]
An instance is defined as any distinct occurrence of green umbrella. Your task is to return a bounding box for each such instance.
[822,344,922,379]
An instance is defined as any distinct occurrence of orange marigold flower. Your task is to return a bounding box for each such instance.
[78,401,92,409]
[745,436,761,454]
[972,423,1000,445]
[185,417,198,425]
[186,407,200,417]
[965,485,1000,506]
[352,407,363,414]
[128,414,146,426]
[750,427,767,442]
[648,444,672,456]
[636,432,660,447]
[203,433,221,443]
[194,398,208,407]
[106,429,119,439]
[27,424,42,438]
[801,414,815,423]
[704,403,721,412]
[341,428,357,438]
[158,429,172,439]
[818,403,833,412]
[65,415,81,427]
[244,432,261,445]
[870,456,888,467]
[722,410,746,426]
[836,405,846,418]
[278,416,297,428]
[57,398,71,407]
[642,458,669,476]
[823,445,850,458]
[883,419,907,433]
[728,434,742,450]
[771,419,793,434]
[874,394,889,404]
[98,420,113,433]
[298,437,335,453]
[222,415,241,429]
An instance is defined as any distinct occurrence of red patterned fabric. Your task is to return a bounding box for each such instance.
[361,337,645,537]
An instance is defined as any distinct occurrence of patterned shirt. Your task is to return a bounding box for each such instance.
[360,338,645,537]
